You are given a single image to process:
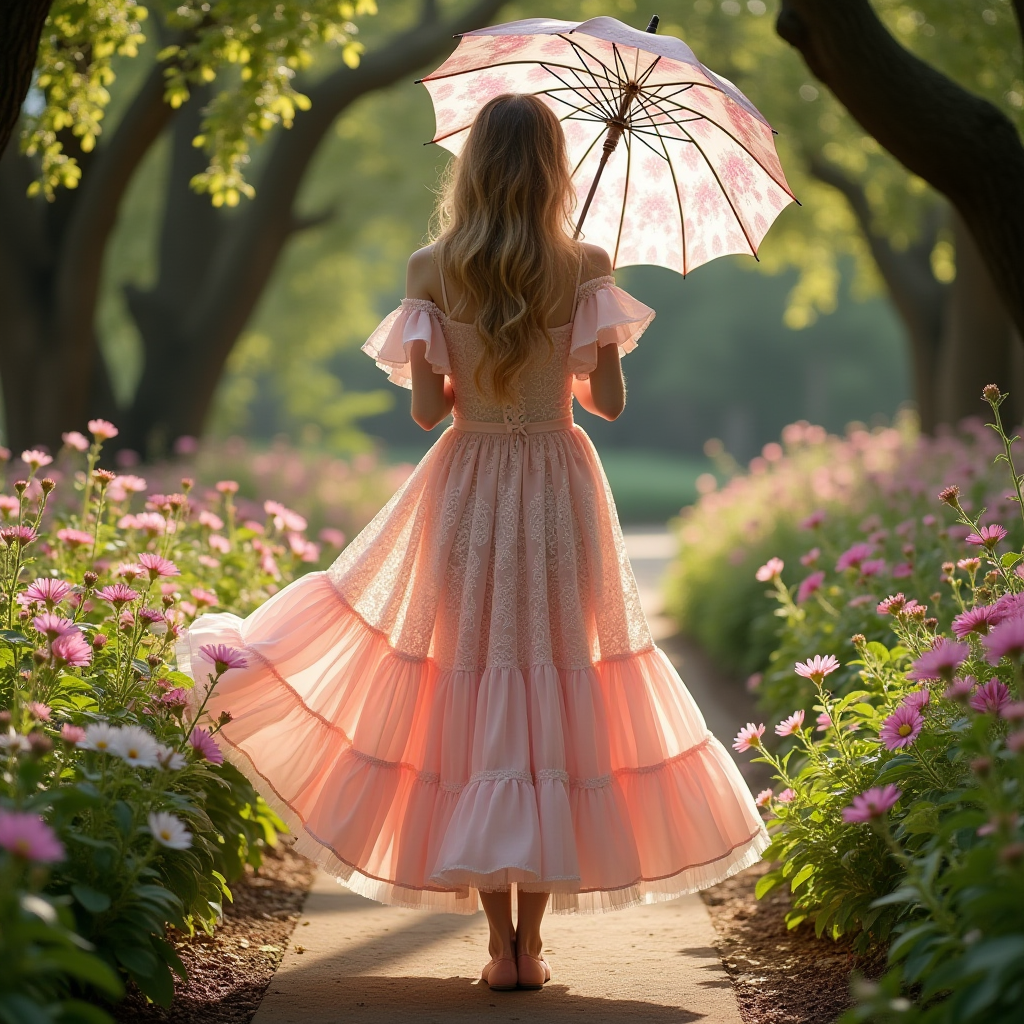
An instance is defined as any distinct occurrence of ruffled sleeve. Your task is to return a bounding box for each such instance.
[568,276,655,379]
[360,298,451,389]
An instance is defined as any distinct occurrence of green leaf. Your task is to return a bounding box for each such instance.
[45,950,122,996]
[755,872,782,899]
[0,629,30,646]
[790,863,814,892]
[1001,551,1022,568]
[71,884,111,914]
[0,993,52,1024]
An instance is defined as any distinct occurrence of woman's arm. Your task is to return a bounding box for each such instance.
[406,248,455,431]
[572,343,625,420]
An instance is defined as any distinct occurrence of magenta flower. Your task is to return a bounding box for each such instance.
[732,722,765,753]
[815,711,832,731]
[835,543,874,573]
[55,528,92,548]
[138,552,179,580]
[800,510,825,530]
[1008,730,1024,753]
[158,687,189,710]
[965,524,1007,548]
[32,613,77,639]
[879,705,924,750]
[794,654,840,685]
[96,583,138,608]
[189,727,224,765]
[907,638,969,681]
[1,525,37,546]
[901,689,931,710]
[860,559,886,578]
[0,811,64,862]
[969,678,1011,715]
[775,709,806,737]
[755,788,773,808]
[991,592,1024,625]
[755,557,784,582]
[800,547,820,567]
[952,605,1000,638]
[797,571,825,604]
[877,593,906,615]
[777,788,796,804]
[892,562,914,579]
[199,644,249,674]
[87,419,118,441]
[842,785,902,823]
[944,676,977,702]
[23,578,72,607]
[983,614,1024,664]
[51,632,93,668]
[1000,701,1024,721]
[60,724,86,744]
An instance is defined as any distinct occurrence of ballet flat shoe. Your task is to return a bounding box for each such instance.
[515,952,551,990]
[481,956,518,991]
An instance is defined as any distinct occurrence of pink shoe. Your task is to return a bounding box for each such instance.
[516,952,551,990]
[481,956,518,991]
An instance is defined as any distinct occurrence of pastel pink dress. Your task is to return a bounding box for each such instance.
[179,270,768,914]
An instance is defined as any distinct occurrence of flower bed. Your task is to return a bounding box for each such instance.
[0,423,403,1020]
[670,392,1024,1022]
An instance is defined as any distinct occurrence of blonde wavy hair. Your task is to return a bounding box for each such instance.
[432,93,579,404]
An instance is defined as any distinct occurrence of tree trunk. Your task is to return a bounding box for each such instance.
[777,0,1024,346]
[0,1,53,157]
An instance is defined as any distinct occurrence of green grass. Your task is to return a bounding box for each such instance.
[384,442,709,524]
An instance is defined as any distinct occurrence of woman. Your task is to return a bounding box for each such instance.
[180,93,767,993]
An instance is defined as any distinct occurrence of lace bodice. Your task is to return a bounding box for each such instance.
[361,276,655,423]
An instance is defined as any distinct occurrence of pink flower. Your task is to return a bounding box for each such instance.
[860,559,886,578]
[794,654,840,685]
[61,431,90,452]
[800,510,825,530]
[892,562,914,579]
[1000,701,1024,721]
[944,676,977,702]
[265,500,308,534]
[116,562,144,581]
[318,527,346,548]
[0,810,64,862]
[879,705,924,749]
[60,724,86,744]
[198,644,249,674]
[157,687,189,710]
[777,788,796,804]
[836,543,874,573]
[746,673,762,692]
[901,689,931,710]
[907,638,969,681]
[215,480,239,494]
[20,449,53,470]
[208,534,231,554]
[1,525,37,546]
[1008,730,1024,753]
[198,510,224,531]
[966,524,1007,548]
[32,613,77,639]
[138,552,179,580]
[983,614,1024,664]
[116,474,147,494]
[28,702,51,721]
[800,547,820,567]
[173,435,199,456]
[969,678,1011,715]
[815,711,832,731]
[991,592,1024,625]
[755,788,773,808]
[978,812,1020,837]
[755,557,784,582]
[23,578,72,607]
[51,632,93,668]
[0,495,19,517]
[732,722,765,753]
[775,709,806,737]
[96,583,138,608]
[87,419,118,441]
[189,727,224,765]
[190,588,217,607]
[797,571,826,604]
[842,785,901,823]
[957,557,981,573]
[953,605,1000,638]
[877,593,906,615]
[56,528,93,548]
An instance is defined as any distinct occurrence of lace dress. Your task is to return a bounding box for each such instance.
[179,274,768,914]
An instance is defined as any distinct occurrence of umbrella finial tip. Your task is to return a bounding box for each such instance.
[646,15,660,33]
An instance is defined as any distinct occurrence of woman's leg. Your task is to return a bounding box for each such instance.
[479,888,516,960]
[515,890,549,958]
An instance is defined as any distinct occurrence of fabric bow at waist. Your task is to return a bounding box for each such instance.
[452,415,575,437]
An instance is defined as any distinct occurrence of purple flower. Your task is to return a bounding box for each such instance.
[892,562,914,579]
[198,644,248,674]
[800,510,825,530]
[800,547,820,567]
[138,552,179,579]
[0,810,64,862]
[901,689,931,710]
[22,578,72,607]
[836,543,874,573]
[842,785,901,823]
[860,559,886,578]
[32,613,77,639]
[991,592,1024,625]
[944,676,977,702]
[879,705,924,750]
[188,727,224,765]
[968,679,1011,715]
[797,571,826,604]
[952,605,1000,638]
[51,632,93,668]
[965,524,1007,548]
[96,583,138,608]
[983,614,1024,664]
[907,638,969,681]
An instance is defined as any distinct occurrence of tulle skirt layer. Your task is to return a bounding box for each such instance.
[179,425,767,913]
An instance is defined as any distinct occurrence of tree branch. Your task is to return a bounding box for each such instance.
[777,0,1024,341]
[0,1,53,157]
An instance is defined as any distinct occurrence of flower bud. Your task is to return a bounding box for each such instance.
[982,383,1002,404]
[924,617,939,632]
[181,477,194,493]
[851,634,866,647]
[83,571,98,587]
[941,561,955,574]
[147,653,162,668]
[94,469,116,486]
[40,478,56,494]
[938,485,960,506]
[92,633,108,650]
[970,756,992,777]
[162,595,174,608]
[27,731,53,756]
[13,480,27,494]
[218,710,233,726]
[32,648,48,665]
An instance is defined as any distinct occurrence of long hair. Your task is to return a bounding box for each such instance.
[432,94,578,405]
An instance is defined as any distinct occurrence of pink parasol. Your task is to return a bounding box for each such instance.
[420,15,796,276]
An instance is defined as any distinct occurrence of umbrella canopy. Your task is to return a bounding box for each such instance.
[421,16,796,276]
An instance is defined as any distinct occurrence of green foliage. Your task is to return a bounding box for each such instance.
[22,0,378,203]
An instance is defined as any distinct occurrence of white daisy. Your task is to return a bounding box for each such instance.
[108,725,160,768]
[147,811,192,850]
[80,722,122,755]
[155,744,186,771]
[0,730,31,752]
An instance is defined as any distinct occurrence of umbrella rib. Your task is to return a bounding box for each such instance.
[635,55,663,90]
[536,66,617,120]
[569,129,606,179]
[613,127,632,266]
[563,37,625,109]
[559,62,620,120]
[422,57,616,85]
[634,91,687,276]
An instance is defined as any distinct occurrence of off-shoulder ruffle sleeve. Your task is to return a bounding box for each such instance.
[568,276,655,379]
[360,298,451,389]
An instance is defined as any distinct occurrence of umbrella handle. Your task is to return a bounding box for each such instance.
[572,15,659,243]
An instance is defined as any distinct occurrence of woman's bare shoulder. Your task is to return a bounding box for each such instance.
[406,244,441,303]
[579,242,613,280]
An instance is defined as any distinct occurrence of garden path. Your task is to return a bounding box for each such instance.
[251,527,757,1024]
